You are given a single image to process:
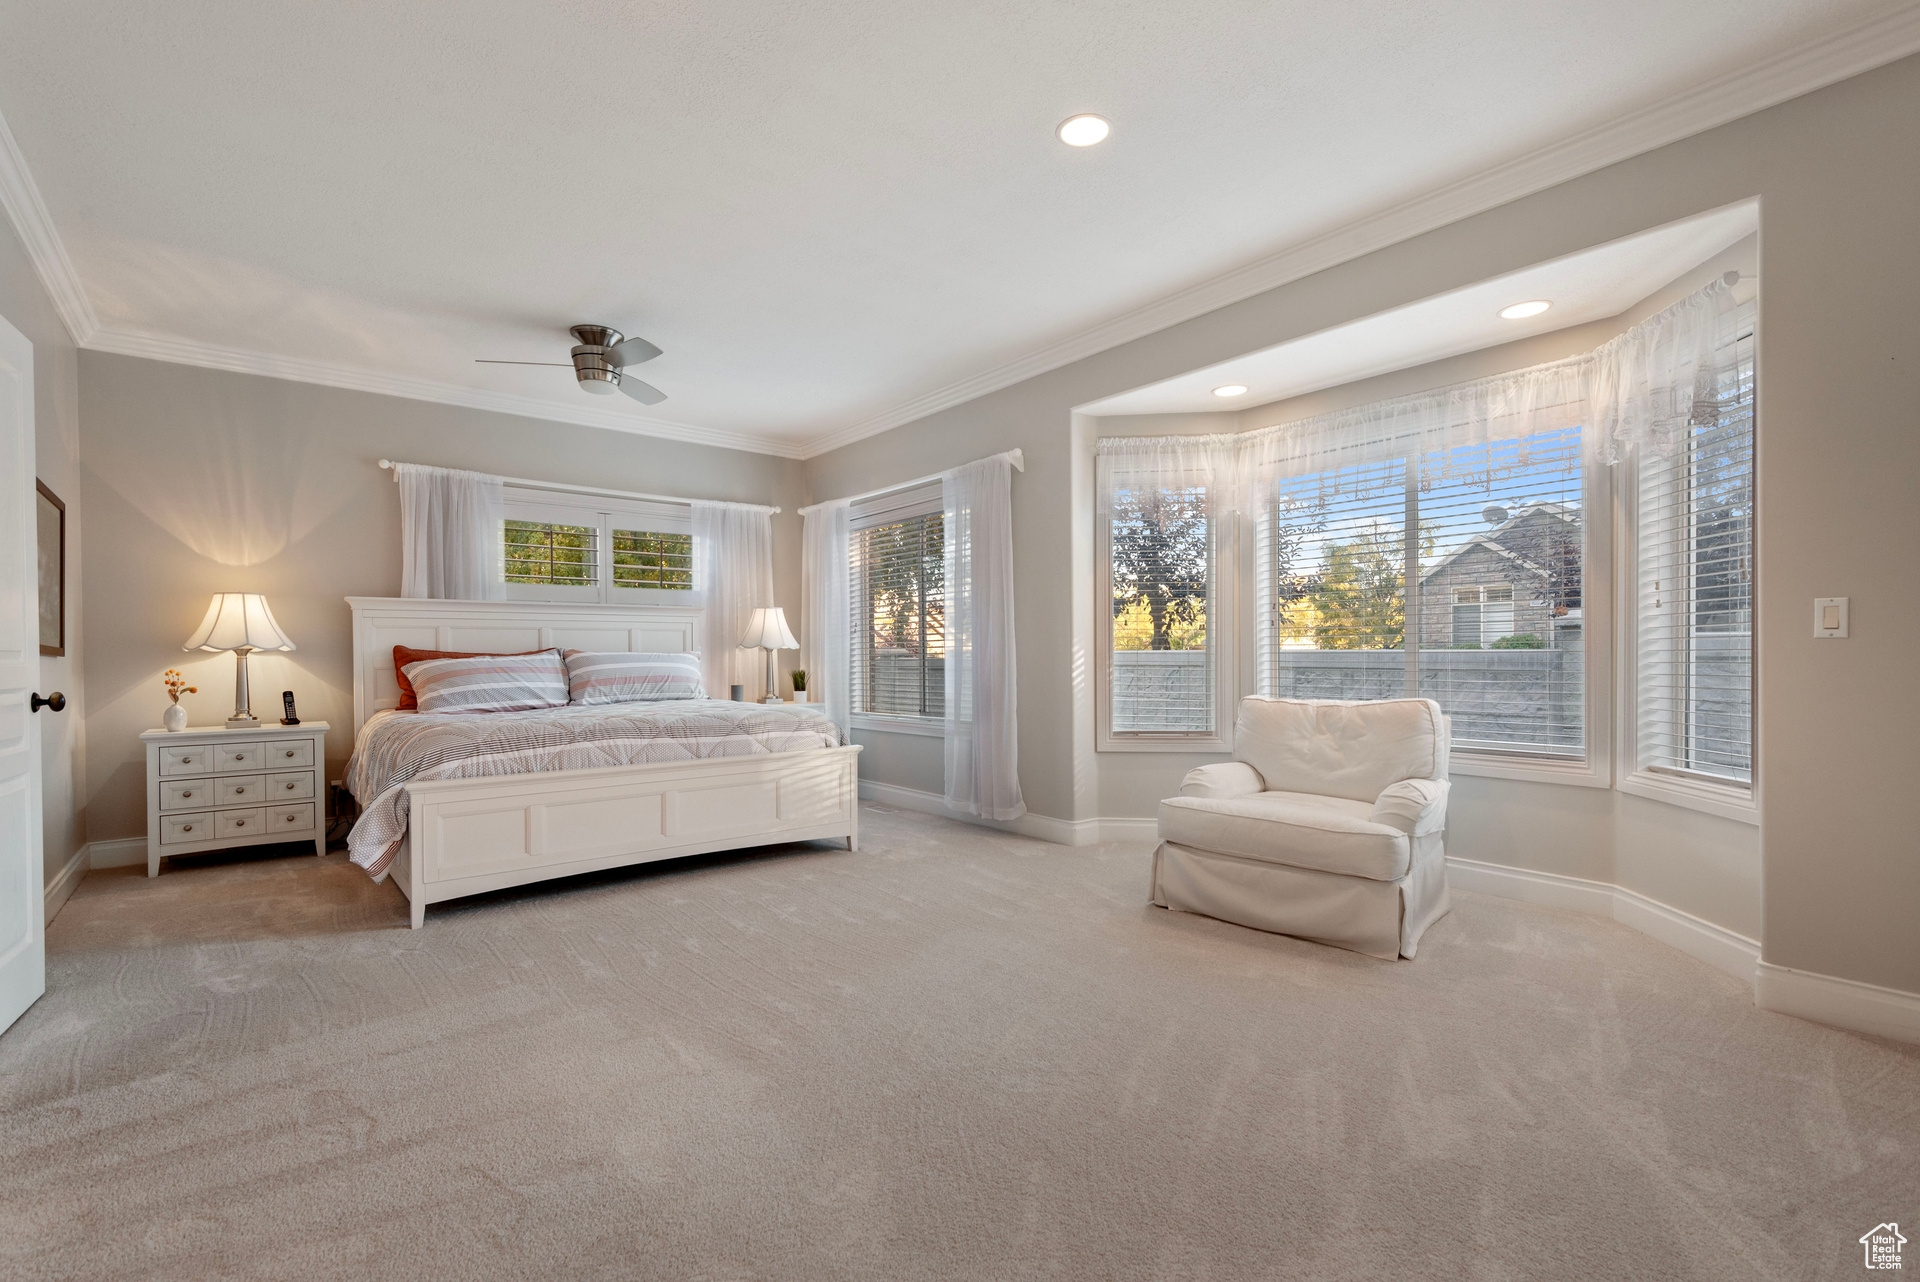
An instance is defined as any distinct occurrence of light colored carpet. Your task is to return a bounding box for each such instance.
[1,806,1914,1281]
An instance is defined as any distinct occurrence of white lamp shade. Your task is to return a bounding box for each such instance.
[183,593,297,653]
[737,606,799,651]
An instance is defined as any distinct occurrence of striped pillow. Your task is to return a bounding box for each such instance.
[563,650,706,705]
[403,650,569,714]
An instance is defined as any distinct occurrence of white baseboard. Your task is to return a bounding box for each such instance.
[1755,962,1920,1046]
[1445,855,1759,984]
[857,781,1159,847]
[43,843,89,921]
[86,837,148,869]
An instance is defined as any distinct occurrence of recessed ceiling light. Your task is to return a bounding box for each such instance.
[1213,384,1248,398]
[1057,114,1110,147]
[1500,299,1552,320]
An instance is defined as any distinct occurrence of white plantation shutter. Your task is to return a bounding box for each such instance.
[1634,305,1755,784]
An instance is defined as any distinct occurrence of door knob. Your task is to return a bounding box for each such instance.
[30,692,65,712]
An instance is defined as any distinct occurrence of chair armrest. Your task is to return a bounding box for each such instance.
[1179,761,1266,799]
[1372,778,1450,835]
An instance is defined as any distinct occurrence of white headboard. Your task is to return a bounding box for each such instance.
[346,596,701,736]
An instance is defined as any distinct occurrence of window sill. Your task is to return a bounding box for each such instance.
[1449,748,1607,788]
[1619,768,1759,826]
[1096,734,1231,755]
[850,714,945,739]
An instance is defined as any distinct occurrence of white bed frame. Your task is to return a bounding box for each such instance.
[348,597,860,928]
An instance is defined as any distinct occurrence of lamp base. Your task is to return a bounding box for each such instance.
[226,715,261,728]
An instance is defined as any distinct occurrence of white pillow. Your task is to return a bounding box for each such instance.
[403,650,569,714]
[562,650,706,705]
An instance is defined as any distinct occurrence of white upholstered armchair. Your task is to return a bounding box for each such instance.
[1150,696,1453,960]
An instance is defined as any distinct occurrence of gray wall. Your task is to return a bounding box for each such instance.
[0,212,84,900]
[78,352,806,845]
[803,58,1920,993]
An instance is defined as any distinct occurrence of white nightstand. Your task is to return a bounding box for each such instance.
[140,722,330,877]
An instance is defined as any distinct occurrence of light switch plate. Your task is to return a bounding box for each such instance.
[1814,597,1848,638]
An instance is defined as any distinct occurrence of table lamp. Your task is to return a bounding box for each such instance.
[738,607,799,705]
[183,593,297,727]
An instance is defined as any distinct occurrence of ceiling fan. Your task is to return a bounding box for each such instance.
[476,324,667,405]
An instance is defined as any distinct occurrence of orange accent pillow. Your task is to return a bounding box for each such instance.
[392,645,543,710]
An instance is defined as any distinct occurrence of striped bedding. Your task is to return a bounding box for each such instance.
[344,700,844,881]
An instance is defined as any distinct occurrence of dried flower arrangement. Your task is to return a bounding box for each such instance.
[163,669,198,705]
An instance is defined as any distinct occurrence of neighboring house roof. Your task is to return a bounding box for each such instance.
[1420,502,1578,586]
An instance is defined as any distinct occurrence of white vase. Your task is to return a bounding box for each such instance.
[163,702,187,732]
[792,691,809,704]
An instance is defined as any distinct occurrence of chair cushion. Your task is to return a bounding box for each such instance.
[1232,697,1447,803]
[1158,790,1411,881]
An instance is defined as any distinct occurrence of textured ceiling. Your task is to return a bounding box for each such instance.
[0,1,1902,453]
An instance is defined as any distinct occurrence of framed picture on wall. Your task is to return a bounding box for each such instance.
[37,479,64,657]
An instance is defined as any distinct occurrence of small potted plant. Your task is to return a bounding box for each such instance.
[789,669,809,704]
[162,669,197,732]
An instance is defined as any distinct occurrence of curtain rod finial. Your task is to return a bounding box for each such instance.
[378,459,393,469]
[1009,448,1025,473]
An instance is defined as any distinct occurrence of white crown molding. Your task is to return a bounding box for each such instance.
[0,104,99,344]
[796,4,1920,458]
[83,326,809,459]
[5,9,1919,461]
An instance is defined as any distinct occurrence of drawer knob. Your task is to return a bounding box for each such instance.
[285,814,296,822]
[235,787,245,794]
[181,791,192,798]
[285,750,296,758]
[235,819,245,827]
[182,824,193,832]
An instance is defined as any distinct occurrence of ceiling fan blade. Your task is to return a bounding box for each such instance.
[608,335,663,367]
[475,360,575,367]
[618,376,667,406]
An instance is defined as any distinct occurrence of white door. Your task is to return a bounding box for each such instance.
[0,310,44,1036]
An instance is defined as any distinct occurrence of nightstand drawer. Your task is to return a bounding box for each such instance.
[160,811,214,844]
[216,774,266,806]
[158,745,213,776]
[216,743,272,772]
[218,808,266,839]
[266,802,316,834]
[262,740,314,769]
[265,770,315,802]
[159,779,215,811]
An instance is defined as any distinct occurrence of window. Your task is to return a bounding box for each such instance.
[1261,425,1587,757]
[852,505,945,722]
[1633,307,1754,787]
[505,519,596,587]
[613,530,694,590]
[1097,455,1230,746]
[501,487,697,604]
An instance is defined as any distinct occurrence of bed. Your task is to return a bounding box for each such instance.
[346,597,861,928]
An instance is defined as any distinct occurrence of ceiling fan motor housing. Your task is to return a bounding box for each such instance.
[570,324,625,394]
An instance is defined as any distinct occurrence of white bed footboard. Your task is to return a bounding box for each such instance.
[389,744,862,927]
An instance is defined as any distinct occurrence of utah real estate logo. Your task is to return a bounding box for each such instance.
[1860,1223,1906,1270]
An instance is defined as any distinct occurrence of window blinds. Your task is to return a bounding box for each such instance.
[1260,427,1586,755]
[851,509,946,719]
[1096,441,1228,739]
[1635,305,1755,784]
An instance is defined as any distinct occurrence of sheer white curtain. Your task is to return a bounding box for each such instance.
[942,453,1024,820]
[396,463,504,600]
[693,502,775,700]
[1236,355,1593,509]
[1591,274,1739,463]
[800,498,852,732]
